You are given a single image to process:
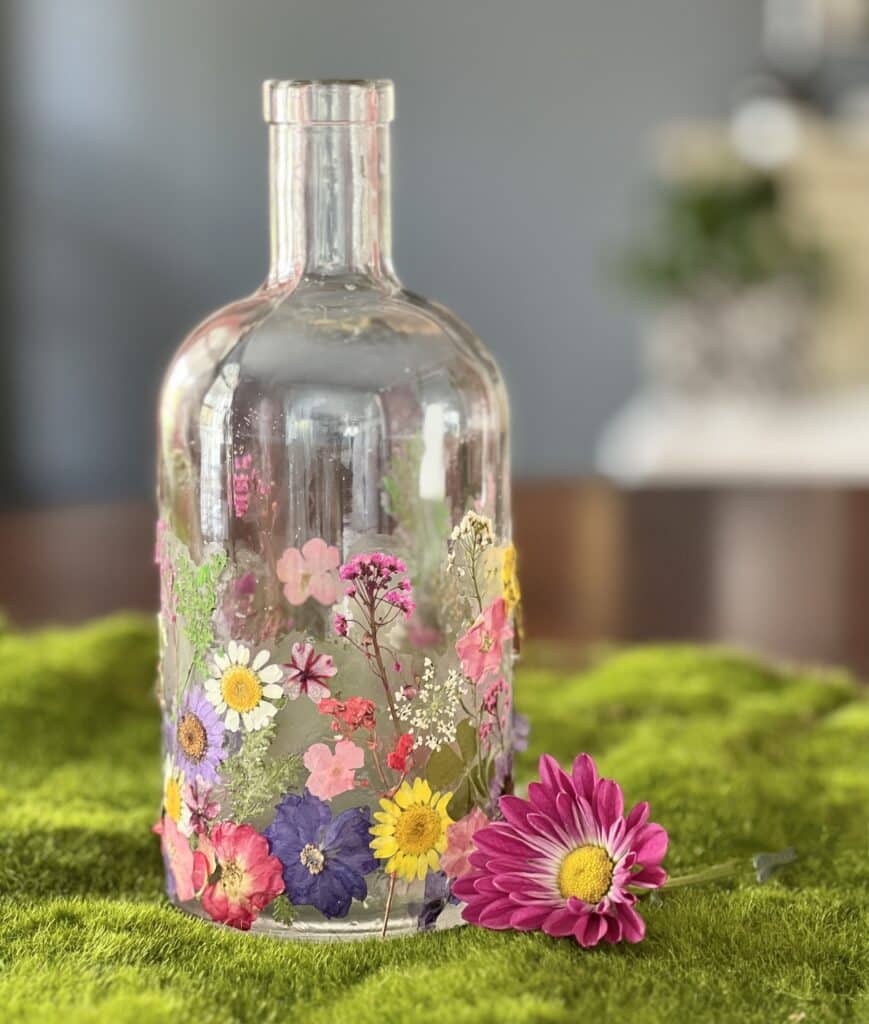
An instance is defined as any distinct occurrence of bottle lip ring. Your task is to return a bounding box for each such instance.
[263,80,395,125]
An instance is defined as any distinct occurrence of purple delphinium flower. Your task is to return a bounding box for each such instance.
[264,790,377,919]
[174,684,226,783]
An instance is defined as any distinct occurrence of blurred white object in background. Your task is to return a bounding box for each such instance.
[597,389,869,484]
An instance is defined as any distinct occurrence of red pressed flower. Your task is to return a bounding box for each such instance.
[317,695,377,734]
[193,822,284,931]
[386,732,414,771]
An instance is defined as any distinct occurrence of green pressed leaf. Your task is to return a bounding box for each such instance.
[222,727,303,822]
[172,545,227,674]
[425,743,463,791]
[456,719,478,763]
[267,897,297,926]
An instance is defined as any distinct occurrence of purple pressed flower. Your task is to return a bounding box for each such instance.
[174,685,226,784]
[264,790,378,919]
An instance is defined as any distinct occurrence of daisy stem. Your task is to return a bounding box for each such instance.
[659,859,744,890]
[381,872,397,939]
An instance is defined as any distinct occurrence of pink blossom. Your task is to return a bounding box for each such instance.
[193,822,285,931]
[455,598,514,684]
[152,813,196,901]
[303,739,364,800]
[284,641,337,702]
[276,538,341,605]
[334,613,349,637]
[453,753,669,948]
[441,807,489,879]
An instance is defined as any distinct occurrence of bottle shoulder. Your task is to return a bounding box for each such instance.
[161,280,507,410]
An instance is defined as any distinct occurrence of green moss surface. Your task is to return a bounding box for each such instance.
[1,616,868,1022]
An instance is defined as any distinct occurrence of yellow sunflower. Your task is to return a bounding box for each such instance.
[370,777,453,881]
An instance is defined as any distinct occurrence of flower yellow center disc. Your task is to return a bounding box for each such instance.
[221,667,262,712]
[557,845,613,904]
[394,805,442,856]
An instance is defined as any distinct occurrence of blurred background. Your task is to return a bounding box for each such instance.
[5,0,869,674]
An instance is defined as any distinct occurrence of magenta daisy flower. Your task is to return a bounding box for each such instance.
[284,642,337,702]
[452,753,668,948]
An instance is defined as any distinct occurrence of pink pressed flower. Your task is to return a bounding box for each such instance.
[453,753,669,948]
[284,641,337,702]
[334,613,349,637]
[194,821,284,931]
[152,814,196,901]
[276,538,341,605]
[441,807,489,880]
[303,739,364,800]
[455,598,514,684]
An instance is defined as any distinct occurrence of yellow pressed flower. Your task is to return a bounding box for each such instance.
[370,777,453,882]
[502,544,521,611]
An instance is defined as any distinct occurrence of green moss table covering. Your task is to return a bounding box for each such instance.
[2,616,868,1023]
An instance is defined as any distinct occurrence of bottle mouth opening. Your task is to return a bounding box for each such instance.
[263,80,394,125]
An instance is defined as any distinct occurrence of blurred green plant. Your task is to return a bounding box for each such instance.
[620,174,827,300]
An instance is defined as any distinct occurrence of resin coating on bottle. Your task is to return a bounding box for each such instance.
[154,81,516,939]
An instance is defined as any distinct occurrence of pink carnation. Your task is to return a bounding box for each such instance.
[303,739,364,800]
[453,753,668,948]
[284,641,337,702]
[455,597,514,684]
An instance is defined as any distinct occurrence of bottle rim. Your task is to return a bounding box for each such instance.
[262,80,395,125]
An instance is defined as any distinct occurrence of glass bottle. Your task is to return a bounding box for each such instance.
[154,80,517,939]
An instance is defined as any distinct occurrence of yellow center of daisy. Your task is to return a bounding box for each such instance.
[557,845,614,904]
[220,858,245,901]
[177,712,207,761]
[221,667,262,712]
[164,776,182,822]
[393,805,443,855]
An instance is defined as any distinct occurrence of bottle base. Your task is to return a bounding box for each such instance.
[168,896,466,942]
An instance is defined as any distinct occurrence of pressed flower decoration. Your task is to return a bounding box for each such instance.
[154,504,520,936]
[205,641,284,732]
[370,778,453,882]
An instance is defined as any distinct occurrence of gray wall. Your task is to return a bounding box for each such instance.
[5,0,762,504]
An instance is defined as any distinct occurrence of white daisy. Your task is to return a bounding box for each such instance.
[204,640,284,732]
[162,754,192,835]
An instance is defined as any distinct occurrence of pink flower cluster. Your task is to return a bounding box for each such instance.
[338,553,416,620]
[230,454,270,519]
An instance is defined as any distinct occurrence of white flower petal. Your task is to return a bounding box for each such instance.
[225,708,240,731]
[227,640,239,663]
[213,653,230,672]
[236,644,250,666]
[261,700,278,719]
[251,649,270,671]
[259,664,283,684]
[262,684,283,699]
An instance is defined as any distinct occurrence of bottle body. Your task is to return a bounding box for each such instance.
[154,82,516,939]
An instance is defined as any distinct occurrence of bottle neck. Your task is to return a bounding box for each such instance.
[266,122,396,288]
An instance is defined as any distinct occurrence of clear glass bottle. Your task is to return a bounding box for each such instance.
[154,80,517,940]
